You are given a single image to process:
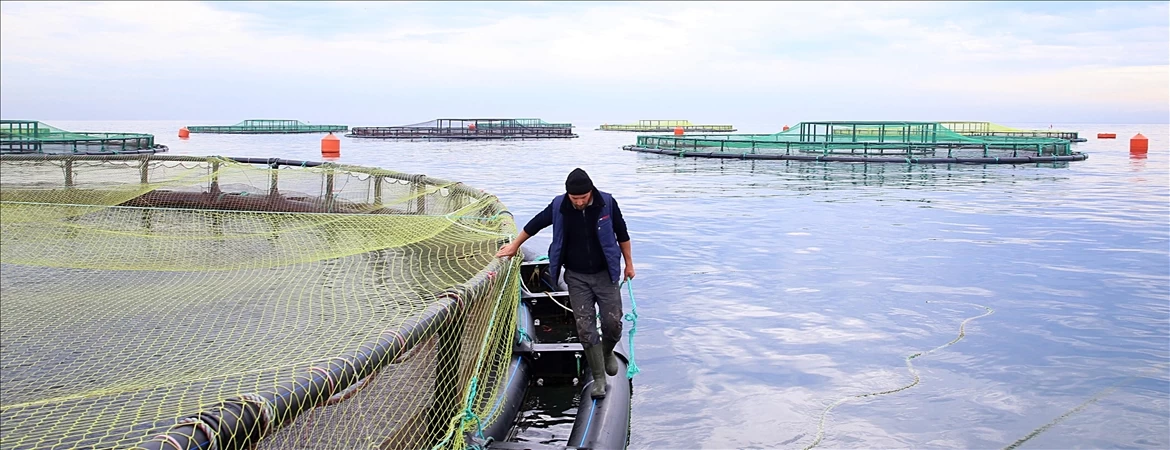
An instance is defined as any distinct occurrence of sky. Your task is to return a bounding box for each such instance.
[1,1,1167,126]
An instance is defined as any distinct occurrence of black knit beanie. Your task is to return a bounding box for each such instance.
[565,168,593,195]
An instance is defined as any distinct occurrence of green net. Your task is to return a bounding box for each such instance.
[629,121,1084,163]
[186,120,348,134]
[0,155,522,450]
[1,120,161,155]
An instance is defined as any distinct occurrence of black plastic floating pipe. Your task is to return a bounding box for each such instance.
[130,294,460,450]
[130,238,511,450]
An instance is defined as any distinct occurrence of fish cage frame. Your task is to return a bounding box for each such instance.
[347,118,578,140]
[474,118,574,128]
[624,121,1088,164]
[0,153,516,450]
[599,119,736,132]
[186,119,348,134]
[1,120,166,155]
[939,121,1083,141]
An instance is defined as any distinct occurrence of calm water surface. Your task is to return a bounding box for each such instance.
[46,121,1170,449]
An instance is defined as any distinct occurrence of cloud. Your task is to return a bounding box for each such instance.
[1,1,1166,123]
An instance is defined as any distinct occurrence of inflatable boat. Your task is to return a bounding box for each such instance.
[478,247,633,450]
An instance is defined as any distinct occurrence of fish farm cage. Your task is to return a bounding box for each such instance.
[0,153,526,450]
[186,119,348,134]
[624,121,1088,164]
[599,119,736,132]
[1,120,167,155]
[938,121,1085,142]
[347,118,578,140]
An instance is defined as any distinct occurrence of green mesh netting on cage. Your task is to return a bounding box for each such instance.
[625,121,1087,164]
[0,154,522,450]
[1,120,161,155]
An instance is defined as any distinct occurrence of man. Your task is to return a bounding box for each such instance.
[496,168,635,399]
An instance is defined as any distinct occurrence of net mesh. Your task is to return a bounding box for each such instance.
[632,121,1081,160]
[0,155,522,450]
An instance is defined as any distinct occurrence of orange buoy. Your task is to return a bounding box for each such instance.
[1130,133,1148,153]
[782,125,790,131]
[321,132,340,155]
[1097,133,1116,139]
[468,124,477,131]
[178,127,190,138]
[673,127,684,136]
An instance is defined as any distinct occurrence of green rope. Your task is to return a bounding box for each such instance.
[430,263,517,450]
[623,278,641,379]
[461,378,485,441]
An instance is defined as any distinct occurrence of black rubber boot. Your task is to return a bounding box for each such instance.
[602,339,619,377]
[584,344,607,398]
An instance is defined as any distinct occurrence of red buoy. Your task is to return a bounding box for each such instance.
[321,132,340,156]
[1130,133,1148,154]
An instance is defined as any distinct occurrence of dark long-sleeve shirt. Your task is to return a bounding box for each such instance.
[523,189,630,275]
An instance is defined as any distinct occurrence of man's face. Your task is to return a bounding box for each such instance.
[568,191,592,210]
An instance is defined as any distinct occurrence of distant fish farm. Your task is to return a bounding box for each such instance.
[1,120,166,155]
[347,118,578,140]
[599,119,736,133]
[185,119,348,134]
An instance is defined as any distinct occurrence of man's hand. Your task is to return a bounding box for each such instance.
[624,263,635,281]
[496,242,518,258]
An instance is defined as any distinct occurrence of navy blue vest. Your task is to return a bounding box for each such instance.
[548,190,623,285]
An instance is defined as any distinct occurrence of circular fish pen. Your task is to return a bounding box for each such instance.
[624,121,1088,164]
[1,120,167,155]
[0,154,525,450]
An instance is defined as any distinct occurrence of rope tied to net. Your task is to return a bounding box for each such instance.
[431,262,517,450]
[620,277,641,379]
[460,377,487,441]
[237,393,276,438]
[151,434,184,450]
[173,416,218,450]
